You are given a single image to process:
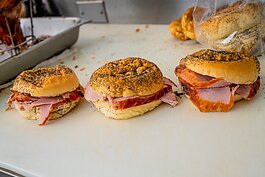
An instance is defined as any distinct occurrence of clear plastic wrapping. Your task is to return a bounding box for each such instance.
[193,0,265,55]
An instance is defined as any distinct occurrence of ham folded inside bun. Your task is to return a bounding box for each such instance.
[175,49,260,112]
[85,57,178,120]
[7,66,84,125]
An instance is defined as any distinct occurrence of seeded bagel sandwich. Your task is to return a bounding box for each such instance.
[175,49,260,112]
[85,57,178,119]
[7,65,84,125]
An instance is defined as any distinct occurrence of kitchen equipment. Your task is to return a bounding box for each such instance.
[0,17,90,85]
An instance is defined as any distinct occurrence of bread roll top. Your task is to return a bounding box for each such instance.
[89,57,164,98]
[182,49,260,84]
[12,65,80,97]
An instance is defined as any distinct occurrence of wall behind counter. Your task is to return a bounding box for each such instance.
[52,0,195,24]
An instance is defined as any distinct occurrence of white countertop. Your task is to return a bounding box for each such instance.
[0,24,265,177]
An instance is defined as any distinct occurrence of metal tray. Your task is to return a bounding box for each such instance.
[0,17,90,85]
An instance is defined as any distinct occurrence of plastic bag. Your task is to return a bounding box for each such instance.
[193,0,265,55]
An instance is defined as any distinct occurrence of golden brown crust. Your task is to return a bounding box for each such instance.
[182,49,260,84]
[201,1,262,41]
[90,57,164,97]
[168,18,189,40]
[12,66,80,97]
[181,7,196,40]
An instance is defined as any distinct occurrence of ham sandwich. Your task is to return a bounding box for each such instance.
[176,64,260,112]
[7,86,83,125]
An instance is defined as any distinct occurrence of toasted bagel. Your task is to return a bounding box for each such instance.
[89,57,164,97]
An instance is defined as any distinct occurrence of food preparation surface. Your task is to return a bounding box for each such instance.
[0,24,265,177]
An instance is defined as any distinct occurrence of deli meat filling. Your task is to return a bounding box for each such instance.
[176,65,260,112]
[85,77,179,109]
[7,87,83,125]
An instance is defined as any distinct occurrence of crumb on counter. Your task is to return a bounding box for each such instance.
[136,28,140,32]
[60,61,64,64]
[75,65,79,68]
[80,67,85,71]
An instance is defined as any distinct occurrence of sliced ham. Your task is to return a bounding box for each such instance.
[183,85,235,112]
[84,84,104,102]
[8,87,83,125]
[177,64,260,112]
[8,88,83,105]
[21,97,62,110]
[176,65,232,88]
[197,87,232,104]
[235,77,260,100]
[110,84,173,110]
[63,88,84,100]
[62,92,72,99]
[160,92,178,106]
[208,80,232,88]
[163,77,178,89]
[7,92,37,104]
[18,89,83,110]
[236,85,251,99]
[38,104,53,125]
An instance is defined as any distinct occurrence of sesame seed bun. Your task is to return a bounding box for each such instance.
[13,98,81,123]
[201,1,262,41]
[182,49,260,84]
[12,66,80,97]
[94,99,162,120]
[89,57,164,97]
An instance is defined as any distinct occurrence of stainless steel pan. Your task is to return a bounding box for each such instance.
[0,17,90,85]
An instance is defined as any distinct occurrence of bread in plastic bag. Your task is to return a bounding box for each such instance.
[168,7,196,40]
[193,0,265,55]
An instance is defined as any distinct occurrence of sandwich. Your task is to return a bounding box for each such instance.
[200,1,263,54]
[85,57,178,119]
[7,65,84,125]
[175,49,260,112]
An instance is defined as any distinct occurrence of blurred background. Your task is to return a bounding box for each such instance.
[22,0,195,24]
